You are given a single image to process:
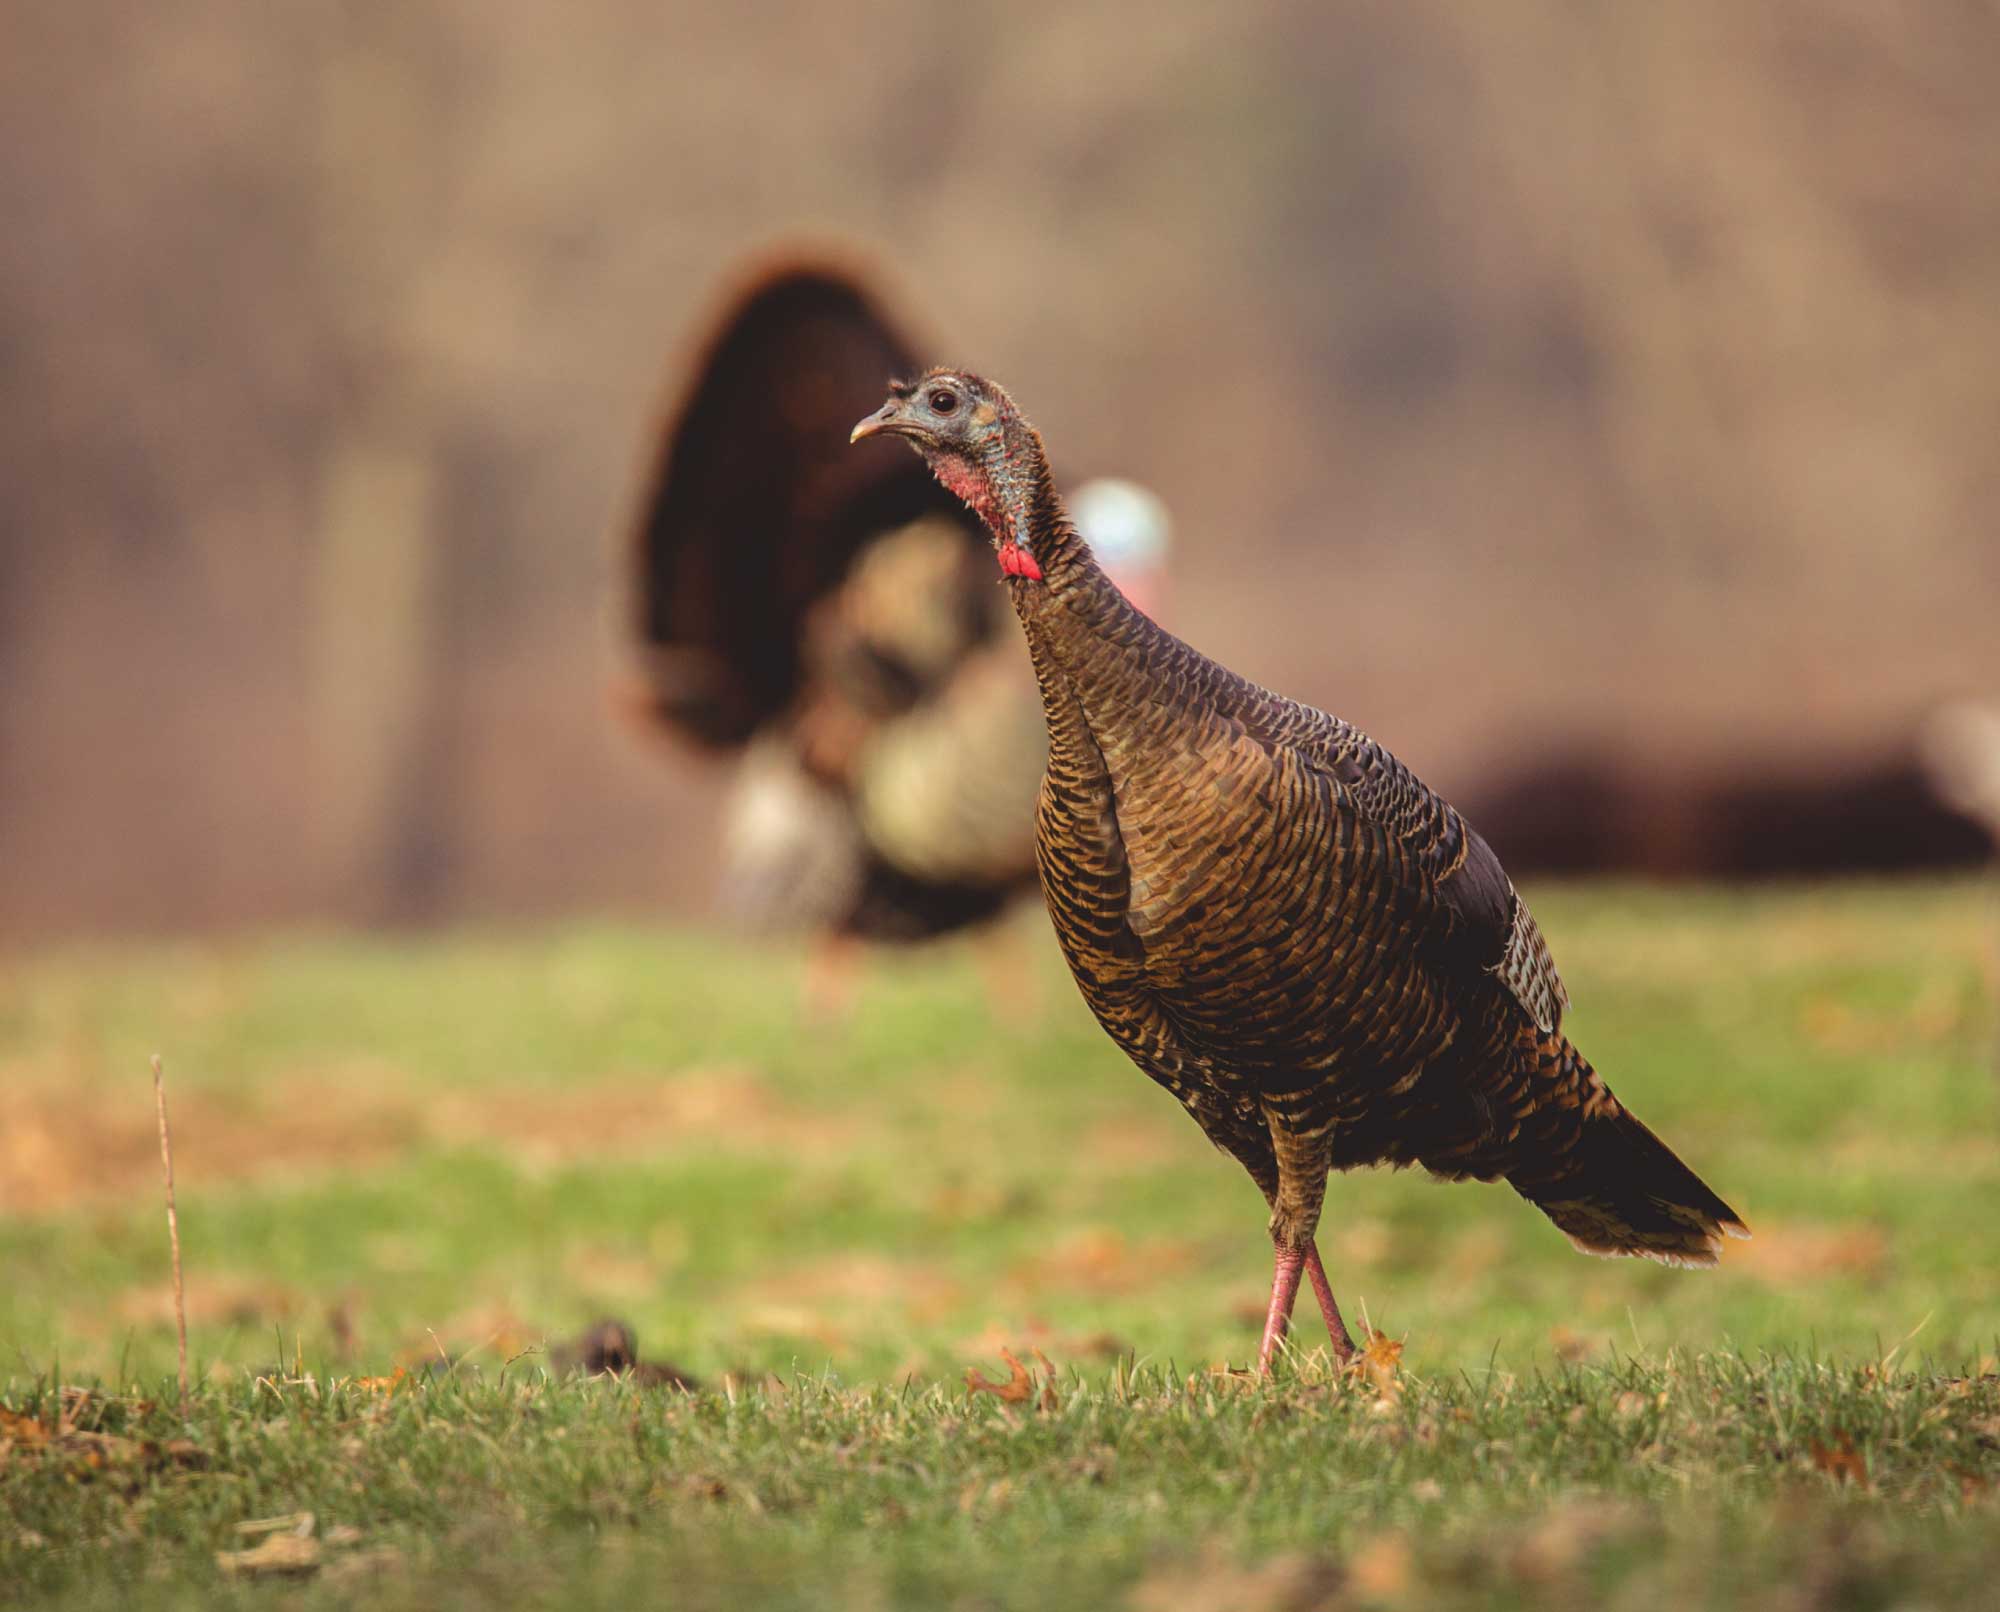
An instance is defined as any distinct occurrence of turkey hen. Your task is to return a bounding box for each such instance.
[854,370,1746,1371]
[628,265,1166,980]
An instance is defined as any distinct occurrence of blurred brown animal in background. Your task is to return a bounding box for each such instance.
[624,263,1167,1010]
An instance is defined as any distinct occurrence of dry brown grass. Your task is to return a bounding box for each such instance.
[0,1064,854,1217]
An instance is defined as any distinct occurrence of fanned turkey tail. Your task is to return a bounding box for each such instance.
[1502,1040,1749,1269]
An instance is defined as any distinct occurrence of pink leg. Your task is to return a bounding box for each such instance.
[1303,1242,1357,1361]
[1255,1245,1307,1375]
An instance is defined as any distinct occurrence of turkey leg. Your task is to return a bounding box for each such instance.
[1255,1239,1356,1374]
[1255,1246,1306,1374]
[1304,1242,1357,1361]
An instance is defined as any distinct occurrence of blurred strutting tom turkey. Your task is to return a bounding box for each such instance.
[626,264,1167,1002]
[853,369,1747,1373]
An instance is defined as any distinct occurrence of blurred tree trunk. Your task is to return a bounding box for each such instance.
[306,2,468,923]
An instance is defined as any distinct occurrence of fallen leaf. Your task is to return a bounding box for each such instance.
[1347,1330,1405,1402]
[965,1348,1034,1405]
[1810,1432,1869,1488]
[217,1534,321,1578]
[0,1409,50,1447]
[219,1515,321,1579]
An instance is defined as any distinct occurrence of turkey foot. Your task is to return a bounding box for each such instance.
[1256,1240,1355,1374]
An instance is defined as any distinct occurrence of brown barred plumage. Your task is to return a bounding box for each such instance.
[854,370,1747,1369]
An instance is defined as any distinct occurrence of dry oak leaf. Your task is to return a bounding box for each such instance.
[1347,1330,1405,1401]
[965,1348,1035,1405]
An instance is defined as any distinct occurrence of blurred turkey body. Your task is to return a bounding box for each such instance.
[629,260,1166,949]
[854,369,1745,1371]
[716,510,1028,938]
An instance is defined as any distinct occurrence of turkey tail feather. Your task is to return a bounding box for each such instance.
[1505,1052,1748,1268]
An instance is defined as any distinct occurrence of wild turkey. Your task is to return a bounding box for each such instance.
[627,266,1167,985]
[854,370,1747,1371]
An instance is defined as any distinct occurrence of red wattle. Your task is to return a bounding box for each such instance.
[997,543,1043,581]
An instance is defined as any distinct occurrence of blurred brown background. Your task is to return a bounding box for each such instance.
[4,1,1996,940]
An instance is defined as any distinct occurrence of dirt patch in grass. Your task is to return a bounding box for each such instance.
[0,1076,418,1218]
[427,1067,862,1171]
[0,1065,856,1217]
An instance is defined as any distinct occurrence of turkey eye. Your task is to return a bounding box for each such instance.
[928,389,958,415]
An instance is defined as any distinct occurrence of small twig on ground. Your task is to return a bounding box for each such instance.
[151,1054,190,1421]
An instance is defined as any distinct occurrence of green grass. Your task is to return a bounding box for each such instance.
[5,1357,2000,1609]
[2,880,1998,1606]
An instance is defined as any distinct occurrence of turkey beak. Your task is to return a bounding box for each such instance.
[850,401,911,444]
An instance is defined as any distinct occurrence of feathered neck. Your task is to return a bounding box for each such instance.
[922,405,1088,589]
